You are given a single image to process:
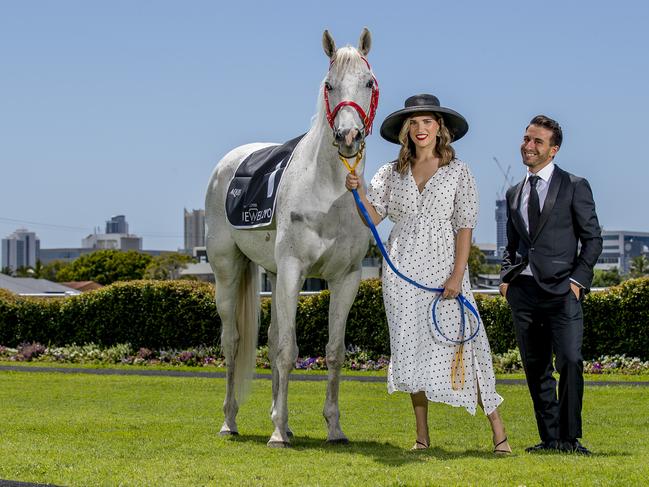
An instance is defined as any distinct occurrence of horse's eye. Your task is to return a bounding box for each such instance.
[366,79,374,89]
[324,81,333,91]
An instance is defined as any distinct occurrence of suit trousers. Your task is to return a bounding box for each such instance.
[507,275,584,441]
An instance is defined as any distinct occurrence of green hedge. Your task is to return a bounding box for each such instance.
[0,281,219,349]
[259,279,391,357]
[1,277,648,360]
[582,277,649,360]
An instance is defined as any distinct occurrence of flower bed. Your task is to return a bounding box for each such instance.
[2,342,648,375]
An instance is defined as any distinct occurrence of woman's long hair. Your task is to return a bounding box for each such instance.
[394,114,456,175]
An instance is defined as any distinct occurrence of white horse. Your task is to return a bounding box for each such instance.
[205,28,378,447]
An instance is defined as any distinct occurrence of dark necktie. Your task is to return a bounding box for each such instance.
[527,175,541,238]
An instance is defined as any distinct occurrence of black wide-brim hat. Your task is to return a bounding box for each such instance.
[380,94,469,144]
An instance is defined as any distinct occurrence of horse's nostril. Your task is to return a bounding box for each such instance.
[334,130,344,141]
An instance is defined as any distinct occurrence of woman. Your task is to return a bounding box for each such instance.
[346,94,511,454]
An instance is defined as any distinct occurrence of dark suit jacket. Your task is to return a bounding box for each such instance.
[500,165,602,294]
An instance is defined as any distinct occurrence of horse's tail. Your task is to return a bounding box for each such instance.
[233,259,260,403]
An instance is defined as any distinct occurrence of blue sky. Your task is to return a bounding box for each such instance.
[1,1,648,250]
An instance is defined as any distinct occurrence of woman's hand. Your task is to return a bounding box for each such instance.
[345,172,360,191]
[442,274,463,299]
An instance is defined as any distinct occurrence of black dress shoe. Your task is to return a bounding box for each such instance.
[525,440,559,453]
[560,440,592,455]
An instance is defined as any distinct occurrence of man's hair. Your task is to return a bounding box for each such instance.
[528,115,563,148]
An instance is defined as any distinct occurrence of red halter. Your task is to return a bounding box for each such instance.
[324,56,380,135]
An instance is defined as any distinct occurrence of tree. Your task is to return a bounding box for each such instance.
[591,268,623,287]
[32,260,44,279]
[56,250,153,285]
[144,253,194,280]
[14,266,32,277]
[629,255,649,278]
[468,244,485,285]
[41,260,71,282]
[1,266,13,276]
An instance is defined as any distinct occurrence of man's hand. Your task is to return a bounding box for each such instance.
[570,281,581,300]
[499,283,509,298]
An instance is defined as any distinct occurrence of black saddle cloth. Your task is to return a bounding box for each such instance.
[226,134,305,229]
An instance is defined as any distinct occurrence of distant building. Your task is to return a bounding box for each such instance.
[179,246,213,282]
[184,209,205,252]
[82,214,142,250]
[597,230,649,273]
[0,273,79,296]
[475,273,501,289]
[495,199,507,257]
[106,215,129,234]
[476,242,501,266]
[183,245,380,290]
[82,233,142,251]
[2,228,41,271]
[59,281,104,292]
[39,248,94,264]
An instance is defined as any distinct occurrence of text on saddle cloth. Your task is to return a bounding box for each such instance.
[225,134,305,229]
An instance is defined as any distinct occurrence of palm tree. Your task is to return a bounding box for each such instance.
[14,266,33,277]
[629,255,649,278]
[32,260,44,279]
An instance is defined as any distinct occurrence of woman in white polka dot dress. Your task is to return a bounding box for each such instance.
[346,94,511,454]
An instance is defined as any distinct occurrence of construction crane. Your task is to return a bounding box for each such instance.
[493,156,515,199]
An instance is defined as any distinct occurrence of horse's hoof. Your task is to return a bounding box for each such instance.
[219,430,239,437]
[267,440,291,448]
[326,438,350,445]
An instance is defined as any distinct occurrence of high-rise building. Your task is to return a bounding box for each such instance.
[495,199,507,257]
[106,215,128,234]
[83,214,141,251]
[2,228,41,271]
[184,208,205,252]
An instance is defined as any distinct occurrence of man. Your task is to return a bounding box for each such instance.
[500,115,602,455]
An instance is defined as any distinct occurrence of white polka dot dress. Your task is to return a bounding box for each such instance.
[366,159,503,415]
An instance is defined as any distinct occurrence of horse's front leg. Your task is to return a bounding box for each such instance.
[324,266,362,444]
[267,258,303,447]
[266,273,294,438]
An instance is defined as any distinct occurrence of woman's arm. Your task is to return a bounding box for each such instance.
[443,228,472,298]
[345,172,384,226]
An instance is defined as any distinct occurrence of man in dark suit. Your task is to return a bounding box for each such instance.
[499,115,602,455]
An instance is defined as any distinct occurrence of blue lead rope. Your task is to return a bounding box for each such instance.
[351,189,480,345]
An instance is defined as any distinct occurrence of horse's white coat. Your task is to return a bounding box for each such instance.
[205,29,375,446]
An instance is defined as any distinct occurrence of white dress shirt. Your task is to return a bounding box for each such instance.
[518,163,554,276]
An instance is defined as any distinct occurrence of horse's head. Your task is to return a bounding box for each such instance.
[322,28,379,159]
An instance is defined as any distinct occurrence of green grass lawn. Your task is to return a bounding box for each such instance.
[1,370,648,486]
[3,360,648,382]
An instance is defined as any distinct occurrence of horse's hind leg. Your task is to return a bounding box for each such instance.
[323,267,362,444]
[210,247,248,436]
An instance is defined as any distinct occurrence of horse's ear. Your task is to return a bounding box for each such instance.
[322,30,336,58]
[358,27,371,56]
